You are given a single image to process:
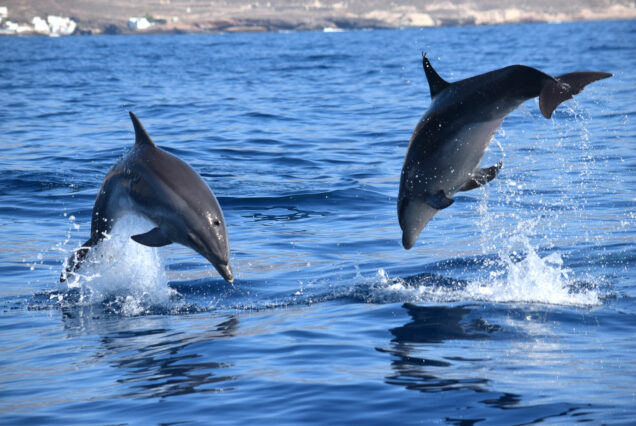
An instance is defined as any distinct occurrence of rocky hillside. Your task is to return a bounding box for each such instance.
[2,0,635,35]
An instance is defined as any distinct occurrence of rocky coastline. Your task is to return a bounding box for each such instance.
[1,1,635,36]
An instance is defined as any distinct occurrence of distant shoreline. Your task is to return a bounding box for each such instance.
[2,1,635,37]
[1,16,634,38]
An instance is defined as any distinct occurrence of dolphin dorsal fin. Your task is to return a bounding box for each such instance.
[422,53,450,99]
[129,112,156,147]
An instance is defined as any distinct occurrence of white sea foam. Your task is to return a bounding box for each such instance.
[60,215,177,314]
[359,227,602,307]
[464,247,600,306]
[359,250,600,307]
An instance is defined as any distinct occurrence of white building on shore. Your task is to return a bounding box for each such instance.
[128,17,153,30]
[48,15,77,35]
[0,8,76,36]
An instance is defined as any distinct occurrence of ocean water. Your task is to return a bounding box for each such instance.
[1,20,634,424]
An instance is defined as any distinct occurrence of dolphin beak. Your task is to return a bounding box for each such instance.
[399,199,438,250]
[215,262,234,284]
[402,231,417,250]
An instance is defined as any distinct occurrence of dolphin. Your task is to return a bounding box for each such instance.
[61,112,233,283]
[398,54,611,249]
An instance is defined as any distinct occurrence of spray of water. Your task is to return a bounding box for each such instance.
[357,238,601,307]
[467,225,601,306]
[59,215,179,315]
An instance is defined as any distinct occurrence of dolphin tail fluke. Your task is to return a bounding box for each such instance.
[458,161,503,192]
[539,72,612,119]
[60,239,95,282]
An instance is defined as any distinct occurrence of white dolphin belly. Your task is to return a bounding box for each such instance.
[437,118,504,193]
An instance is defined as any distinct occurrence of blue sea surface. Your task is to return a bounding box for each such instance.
[1,20,635,424]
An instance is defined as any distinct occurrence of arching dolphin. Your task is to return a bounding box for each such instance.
[398,55,611,250]
[61,112,233,283]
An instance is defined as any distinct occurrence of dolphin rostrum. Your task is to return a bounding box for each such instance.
[61,112,233,283]
[398,54,611,249]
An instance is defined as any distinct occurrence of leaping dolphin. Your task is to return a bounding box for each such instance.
[398,54,611,250]
[61,112,233,283]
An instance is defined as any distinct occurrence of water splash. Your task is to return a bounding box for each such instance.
[356,242,601,307]
[59,215,179,315]
[352,216,603,307]
[466,237,601,306]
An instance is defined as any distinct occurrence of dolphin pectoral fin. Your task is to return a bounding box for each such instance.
[425,190,454,210]
[131,227,172,247]
[539,72,612,119]
[458,161,503,192]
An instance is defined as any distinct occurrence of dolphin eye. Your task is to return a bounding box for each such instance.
[213,219,221,227]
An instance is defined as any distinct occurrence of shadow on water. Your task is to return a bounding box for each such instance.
[378,303,499,394]
[379,303,589,425]
[60,305,240,399]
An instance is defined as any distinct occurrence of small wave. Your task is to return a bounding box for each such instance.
[305,53,354,61]
[241,111,296,121]
[220,186,385,207]
[0,170,75,195]
[269,64,331,72]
